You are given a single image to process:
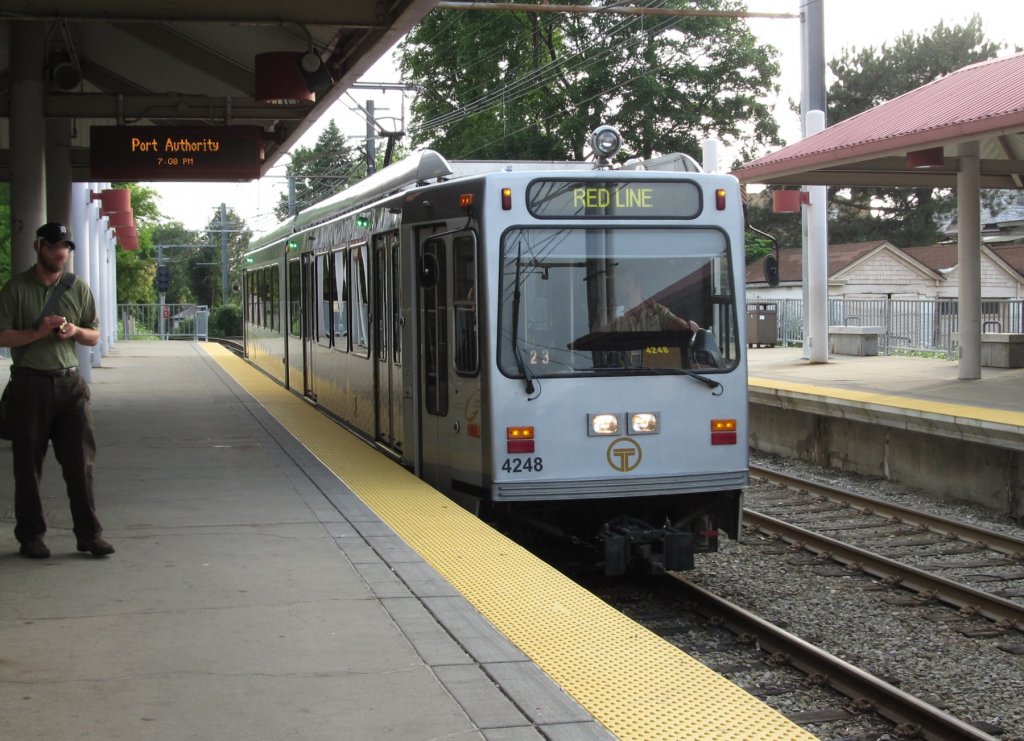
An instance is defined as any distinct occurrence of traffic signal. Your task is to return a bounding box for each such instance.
[156,264,170,292]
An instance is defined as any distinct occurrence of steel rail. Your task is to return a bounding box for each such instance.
[750,464,1024,557]
[744,509,1024,633]
[669,575,1000,741]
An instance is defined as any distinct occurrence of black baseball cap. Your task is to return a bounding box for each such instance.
[36,222,75,249]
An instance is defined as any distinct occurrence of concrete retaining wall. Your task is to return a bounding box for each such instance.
[749,392,1024,520]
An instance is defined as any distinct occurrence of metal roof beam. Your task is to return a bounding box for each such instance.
[110,22,254,94]
[41,93,310,122]
[0,1,388,26]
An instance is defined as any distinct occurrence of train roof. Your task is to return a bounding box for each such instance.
[253,148,705,246]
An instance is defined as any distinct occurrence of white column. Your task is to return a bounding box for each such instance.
[9,21,46,275]
[88,187,103,367]
[805,110,829,363]
[701,139,721,174]
[71,183,93,382]
[99,228,112,357]
[957,141,981,380]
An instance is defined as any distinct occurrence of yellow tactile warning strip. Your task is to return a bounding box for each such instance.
[750,376,1024,428]
[204,345,813,741]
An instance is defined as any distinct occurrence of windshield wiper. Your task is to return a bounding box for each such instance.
[680,369,723,394]
[510,241,536,395]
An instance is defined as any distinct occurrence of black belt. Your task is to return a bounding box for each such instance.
[12,366,78,377]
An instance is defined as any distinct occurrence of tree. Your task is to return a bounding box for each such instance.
[275,120,360,220]
[186,206,250,307]
[115,183,162,304]
[824,16,1003,246]
[398,0,782,162]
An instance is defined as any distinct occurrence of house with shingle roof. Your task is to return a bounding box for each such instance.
[747,241,1024,300]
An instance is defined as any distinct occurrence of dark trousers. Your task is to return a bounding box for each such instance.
[9,371,100,543]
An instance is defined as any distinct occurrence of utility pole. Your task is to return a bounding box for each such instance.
[220,203,229,305]
[366,99,376,175]
[799,0,827,361]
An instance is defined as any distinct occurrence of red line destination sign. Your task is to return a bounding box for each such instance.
[90,126,264,181]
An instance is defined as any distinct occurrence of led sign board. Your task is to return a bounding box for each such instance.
[526,179,701,219]
[90,126,264,181]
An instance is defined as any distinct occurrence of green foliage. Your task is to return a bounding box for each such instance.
[398,0,781,162]
[275,120,360,219]
[150,222,200,303]
[744,235,775,265]
[825,16,1003,246]
[114,184,162,303]
[210,302,243,337]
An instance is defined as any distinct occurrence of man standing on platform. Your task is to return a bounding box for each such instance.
[0,222,113,559]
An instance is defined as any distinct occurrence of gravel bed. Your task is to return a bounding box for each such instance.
[685,452,1024,739]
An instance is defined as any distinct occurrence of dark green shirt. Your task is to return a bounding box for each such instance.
[0,269,99,371]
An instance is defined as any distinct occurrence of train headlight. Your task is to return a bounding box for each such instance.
[589,413,621,436]
[589,125,622,162]
[629,412,659,434]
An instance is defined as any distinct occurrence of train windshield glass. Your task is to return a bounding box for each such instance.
[498,227,740,378]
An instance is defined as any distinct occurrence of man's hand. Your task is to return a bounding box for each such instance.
[40,314,66,337]
[57,320,77,340]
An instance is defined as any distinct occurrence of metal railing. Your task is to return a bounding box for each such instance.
[118,304,209,341]
[747,298,1024,358]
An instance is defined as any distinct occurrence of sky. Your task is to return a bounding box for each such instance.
[149,1,1022,236]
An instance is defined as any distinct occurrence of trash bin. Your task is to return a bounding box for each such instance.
[746,302,777,347]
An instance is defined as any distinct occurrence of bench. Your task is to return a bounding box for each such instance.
[954,332,1024,368]
[828,326,883,356]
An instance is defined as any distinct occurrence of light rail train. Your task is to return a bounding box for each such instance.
[242,127,748,574]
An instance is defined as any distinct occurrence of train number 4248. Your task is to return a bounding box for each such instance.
[501,457,544,473]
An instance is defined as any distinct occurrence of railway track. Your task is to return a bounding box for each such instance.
[585,574,1001,740]
[746,464,1024,634]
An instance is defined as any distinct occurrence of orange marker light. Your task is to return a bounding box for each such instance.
[507,426,535,453]
[710,418,737,445]
[715,188,727,210]
[501,187,513,210]
[459,194,474,208]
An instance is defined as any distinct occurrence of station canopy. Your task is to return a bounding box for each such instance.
[732,52,1024,190]
[0,0,437,180]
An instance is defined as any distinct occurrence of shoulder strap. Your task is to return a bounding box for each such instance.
[32,272,78,329]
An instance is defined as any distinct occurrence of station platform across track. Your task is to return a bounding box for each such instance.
[0,342,810,741]
[747,346,1024,518]
[745,343,1024,442]
[749,345,1024,423]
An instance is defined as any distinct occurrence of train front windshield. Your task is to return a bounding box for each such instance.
[498,226,740,378]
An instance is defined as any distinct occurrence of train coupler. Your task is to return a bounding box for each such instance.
[599,518,694,576]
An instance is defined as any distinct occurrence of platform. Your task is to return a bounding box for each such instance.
[747,346,1024,517]
[0,342,810,741]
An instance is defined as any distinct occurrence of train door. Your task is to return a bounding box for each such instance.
[372,231,402,452]
[418,233,449,488]
[417,229,479,493]
[300,252,316,400]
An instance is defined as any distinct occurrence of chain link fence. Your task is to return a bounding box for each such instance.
[747,298,1024,358]
[118,304,209,341]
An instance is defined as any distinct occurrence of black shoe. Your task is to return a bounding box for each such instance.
[19,539,51,559]
[76,537,115,556]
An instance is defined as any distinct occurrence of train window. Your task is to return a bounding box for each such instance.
[288,259,300,337]
[256,268,266,328]
[453,234,478,375]
[497,227,740,378]
[351,244,371,357]
[421,236,448,416]
[373,237,388,363]
[316,253,334,347]
[270,266,280,332]
[332,250,349,350]
[391,233,401,366]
